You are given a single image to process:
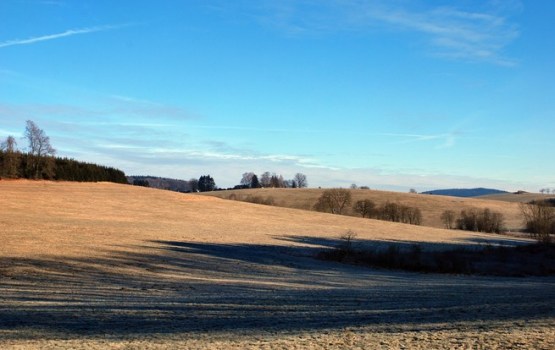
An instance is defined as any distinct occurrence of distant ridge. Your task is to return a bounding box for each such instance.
[422,188,508,198]
[127,175,191,192]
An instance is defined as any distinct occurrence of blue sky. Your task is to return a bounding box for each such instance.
[1,0,554,191]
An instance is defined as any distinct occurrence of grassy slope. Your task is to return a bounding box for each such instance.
[1,181,527,260]
[1,180,554,349]
[201,188,525,231]
[478,192,555,203]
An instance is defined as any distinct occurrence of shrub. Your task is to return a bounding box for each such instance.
[339,230,357,254]
[243,195,276,206]
[318,238,555,276]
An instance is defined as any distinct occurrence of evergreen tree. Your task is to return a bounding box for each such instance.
[250,174,261,188]
[198,175,216,192]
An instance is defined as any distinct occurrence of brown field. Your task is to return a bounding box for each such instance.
[1,180,554,349]
[478,192,555,203]
[201,188,526,231]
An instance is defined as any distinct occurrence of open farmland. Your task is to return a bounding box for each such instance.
[202,188,526,231]
[1,181,554,349]
[478,192,555,203]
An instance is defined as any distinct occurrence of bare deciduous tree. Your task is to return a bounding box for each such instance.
[375,202,423,226]
[240,172,255,188]
[520,202,555,244]
[1,135,17,152]
[24,120,56,179]
[1,135,20,178]
[269,174,285,188]
[440,210,456,229]
[353,199,376,218]
[260,171,272,188]
[293,173,307,188]
[314,188,352,214]
[25,120,55,157]
[404,206,423,225]
[456,208,505,234]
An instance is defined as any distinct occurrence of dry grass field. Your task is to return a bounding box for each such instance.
[478,192,555,203]
[202,188,525,231]
[1,180,554,349]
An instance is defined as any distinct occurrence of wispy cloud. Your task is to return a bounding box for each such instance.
[371,5,520,65]
[380,131,460,148]
[190,124,462,148]
[0,24,126,49]
[239,0,520,65]
[0,98,194,122]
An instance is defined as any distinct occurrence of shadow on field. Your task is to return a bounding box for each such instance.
[1,237,554,339]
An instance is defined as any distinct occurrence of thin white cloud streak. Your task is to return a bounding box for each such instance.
[0,99,194,122]
[246,0,519,65]
[381,132,459,148]
[191,125,463,146]
[371,5,519,65]
[0,24,125,49]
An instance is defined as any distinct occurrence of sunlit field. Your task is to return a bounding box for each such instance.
[1,181,554,349]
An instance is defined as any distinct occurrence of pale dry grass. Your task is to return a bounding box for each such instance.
[1,181,529,259]
[202,188,525,230]
[1,180,554,349]
[479,192,555,203]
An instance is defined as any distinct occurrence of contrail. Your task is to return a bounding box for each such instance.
[0,24,124,48]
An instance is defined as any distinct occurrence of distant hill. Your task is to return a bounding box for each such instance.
[421,188,508,198]
[127,175,191,192]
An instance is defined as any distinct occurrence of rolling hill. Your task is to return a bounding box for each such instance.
[421,188,508,197]
[1,181,553,349]
[478,192,555,203]
[200,187,525,231]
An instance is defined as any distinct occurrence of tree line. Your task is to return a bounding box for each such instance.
[129,172,308,193]
[0,120,127,183]
[313,188,423,225]
[236,171,307,189]
[440,208,505,234]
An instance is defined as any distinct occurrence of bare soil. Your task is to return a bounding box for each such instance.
[1,180,554,349]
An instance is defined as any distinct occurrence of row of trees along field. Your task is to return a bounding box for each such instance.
[303,189,554,242]
[0,120,127,183]
[236,171,307,189]
[314,189,423,225]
